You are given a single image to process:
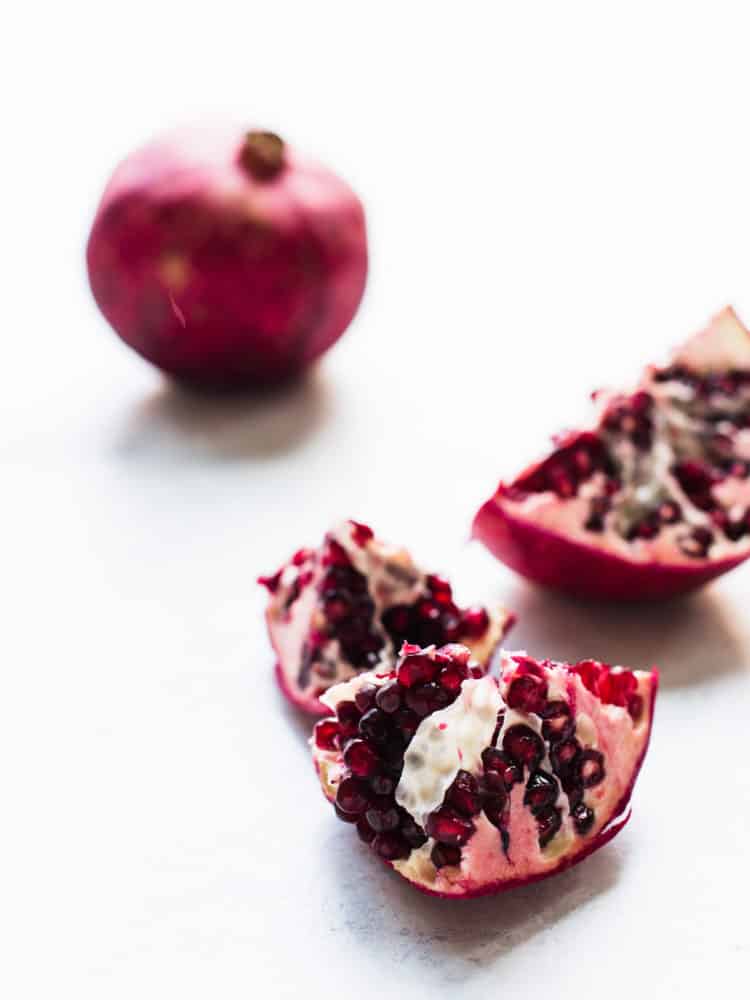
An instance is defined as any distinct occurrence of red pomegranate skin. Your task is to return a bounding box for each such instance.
[86,127,368,388]
[473,479,748,602]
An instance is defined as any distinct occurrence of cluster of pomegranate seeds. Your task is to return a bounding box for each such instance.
[316,643,478,861]
[381,574,489,649]
[571,659,643,722]
[602,392,654,450]
[317,536,383,670]
[513,433,616,500]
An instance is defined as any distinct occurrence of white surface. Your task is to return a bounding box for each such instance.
[4,3,750,997]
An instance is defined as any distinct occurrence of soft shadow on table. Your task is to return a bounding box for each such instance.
[504,583,745,689]
[320,826,623,980]
[115,368,332,461]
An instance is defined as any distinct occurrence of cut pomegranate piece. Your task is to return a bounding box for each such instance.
[473,307,750,599]
[312,643,658,899]
[260,520,514,714]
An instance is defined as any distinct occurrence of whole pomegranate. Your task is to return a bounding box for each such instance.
[312,643,658,897]
[86,127,367,388]
[259,519,514,714]
[474,307,750,600]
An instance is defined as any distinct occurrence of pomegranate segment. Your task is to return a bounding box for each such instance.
[86,126,367,389]
[312,644,658,898]
[260,520,514,714]
[473,307,750,599]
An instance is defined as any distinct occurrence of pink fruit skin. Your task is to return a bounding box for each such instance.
[86,127,368,389]
[473,489,747,602]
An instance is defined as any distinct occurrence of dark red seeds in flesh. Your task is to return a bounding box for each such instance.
[365,799,400,833]
[482,747,522,790]
[513,433,614,498]
[343,739,379,777]
[425,809,475,847]
[431,843,462,868]
[354,683,378,714]
[349,520,374,547]
[572,660,644,722]
[541,700,574,743]
[523,770,559,814]
[506,673,548,715]
[445,770,482,817]
[400,814,428,849]
[336,700,362,738]
[313,718,340,750]
[396,653,439,688]
[576,749,606,788]
[679,526,714,558]
[405,682,451,717]
[502,724,544,771]
[335,776,369,815]
[375,681,402,714]
[571,803,595,836]
[382,575,490,651]
[372,832,411,861]
[536,805,563,848]
[356,816,376,843]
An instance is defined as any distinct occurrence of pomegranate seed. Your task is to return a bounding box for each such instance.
[336,700,361,737]
[365,800,400,833]
[323,538,351,567]
[431,843,462,868]
[479,771,507,799]
[336,776,369,815]
[679,526,714,558]
[375,681,402,714]
[627,694,644,722]
[438,664,467,693]
[572,802,595,836]
[397,653,439,688]
[358,708,392,745]
[370,772,396,796]
[343,739,378,777]
[658,501,682,524]
[324,595,351,623]
[425,809,475,847]
[482,793,508,830]
[460,606,489,638]
[313,718,340,751]
[372,833,411,861]
[334,803,360,823]
[550,738,581,782]
[536,805,563,847]
[257,568,282,593]
[354,683,378,714]
[356,816,376,843]
[393,707,421,739]
[349,521,374,547]
[506,674,548,715]
[405,682,451,717]
[523,770,559,814]
[417,599,441,622]
[502,724,544,770]
[437,643,473,665]
[445,770,482,817]
[576,749,606,788]
[400,815,428,849]
[482,748,522,789]
[541,700,574,743]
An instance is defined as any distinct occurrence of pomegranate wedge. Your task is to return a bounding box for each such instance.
[260,520,514,714]
[313,644,657,898]
[474,307,750,599]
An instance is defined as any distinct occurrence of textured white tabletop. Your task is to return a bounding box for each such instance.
[4,4,750,997]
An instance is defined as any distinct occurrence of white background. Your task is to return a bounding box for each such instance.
[3,3,749,997]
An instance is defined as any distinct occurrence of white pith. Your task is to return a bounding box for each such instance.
[266,521,511,701]
[312,648,656,897]
[502,308,750,565]
[395,676,502,828]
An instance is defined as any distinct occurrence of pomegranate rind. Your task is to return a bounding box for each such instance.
[472,489,746,601]
[86,125,368,389]
[312,652,658,898]
[473,307,750,600]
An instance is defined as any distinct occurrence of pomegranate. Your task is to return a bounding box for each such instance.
[313,644,657,898]
[259,520,514,714]
[473,307,750,599]
[86,127,367,389]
